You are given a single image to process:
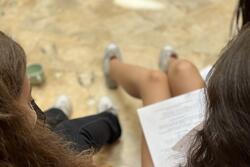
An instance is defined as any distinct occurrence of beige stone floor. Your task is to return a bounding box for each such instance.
[0,0,237,166]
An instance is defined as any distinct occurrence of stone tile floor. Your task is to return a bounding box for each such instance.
[0,0,236,166]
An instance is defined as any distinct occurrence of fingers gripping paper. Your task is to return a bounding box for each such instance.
[137,89,205,167]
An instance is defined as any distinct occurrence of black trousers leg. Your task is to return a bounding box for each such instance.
[44,108,68,129]
[54,111,122,152]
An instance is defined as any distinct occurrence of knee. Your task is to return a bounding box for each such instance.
[146,70,167,84]
[170,60,195,75]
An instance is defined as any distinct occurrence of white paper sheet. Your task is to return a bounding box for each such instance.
[137,89,205,167]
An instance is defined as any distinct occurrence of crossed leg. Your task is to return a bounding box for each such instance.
[110,59,171,105]
[167,59,205,96]
[109,58,204,166]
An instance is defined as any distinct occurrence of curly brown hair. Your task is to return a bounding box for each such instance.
[0,31,93,167]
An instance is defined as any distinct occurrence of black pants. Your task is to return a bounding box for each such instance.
[45,108,122,152]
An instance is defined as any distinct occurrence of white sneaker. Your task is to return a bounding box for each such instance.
[54,95,73,117]
[103,43,122,89]
[98,96,118,115]
[159,45,178,72]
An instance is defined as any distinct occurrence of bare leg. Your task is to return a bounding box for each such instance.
[110,59,171,105]
[110,59,171,167]
[167,59,205,96]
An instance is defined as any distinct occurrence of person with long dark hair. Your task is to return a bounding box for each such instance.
[232,0,250,32]
[103,23,250,166]
[0,31,121,167]
[185,24,250,166]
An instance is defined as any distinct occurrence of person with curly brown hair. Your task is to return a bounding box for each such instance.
[0,31,121,167]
